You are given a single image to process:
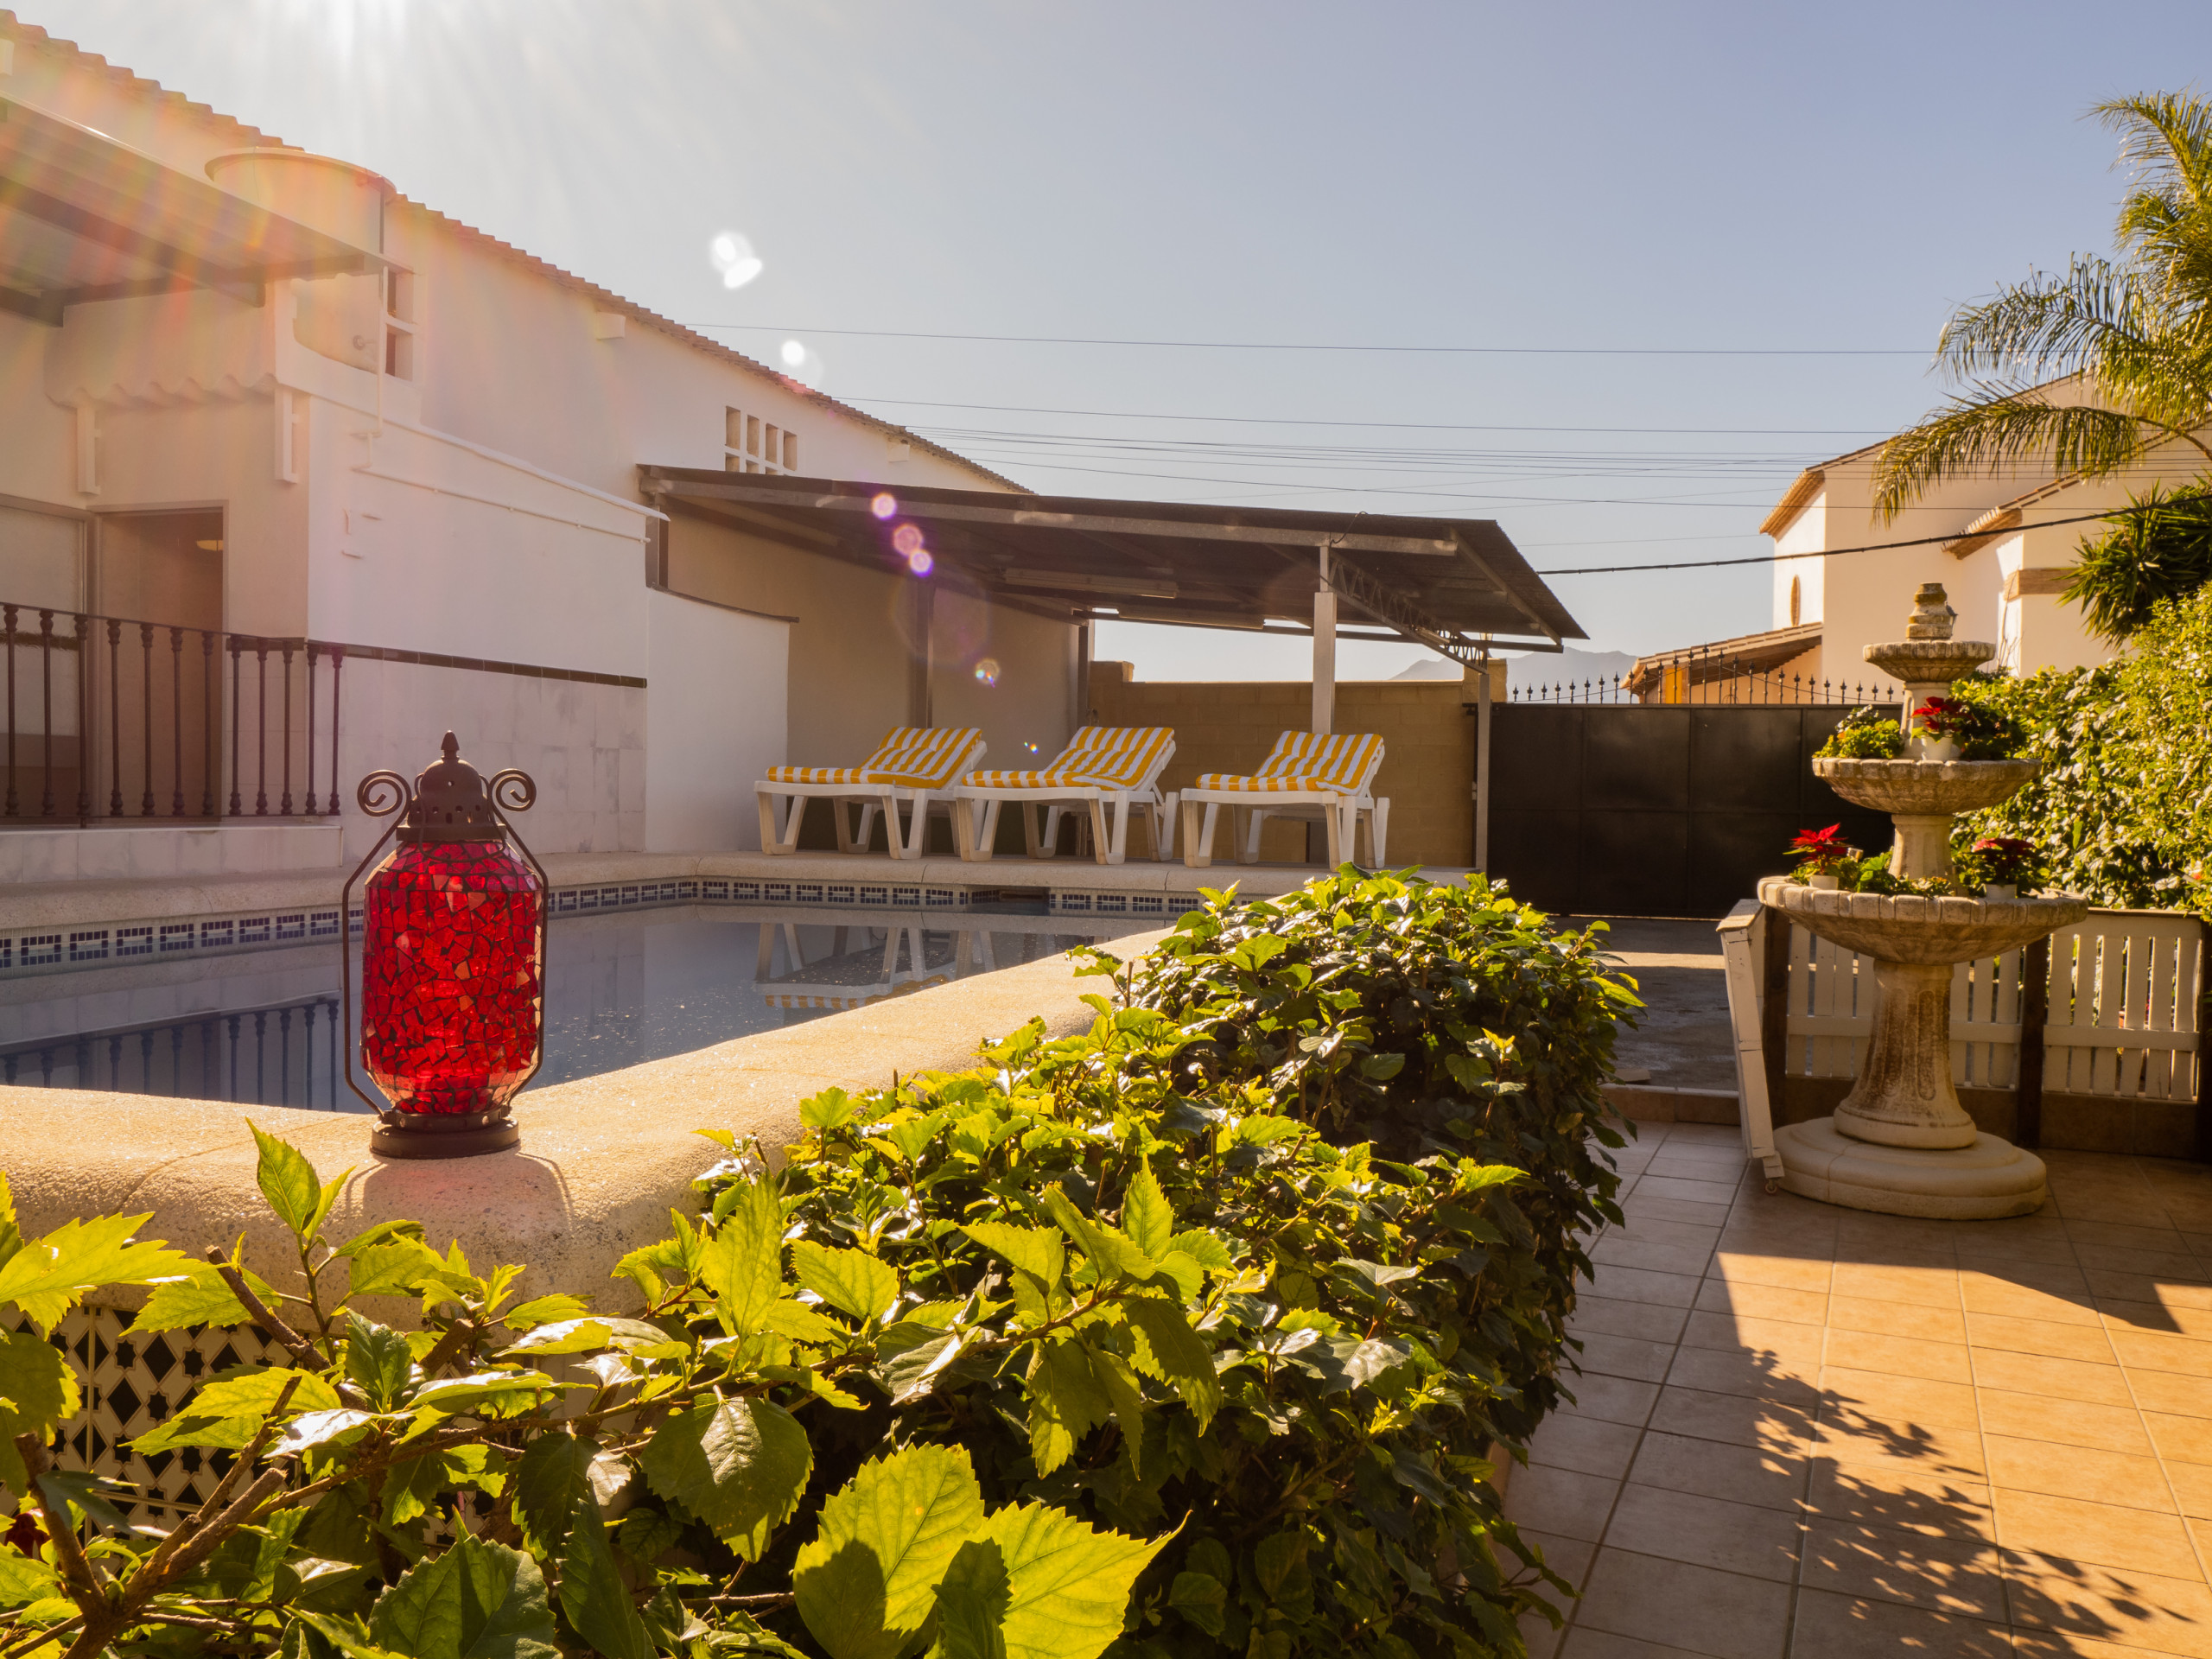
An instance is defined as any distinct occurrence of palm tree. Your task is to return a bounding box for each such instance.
[1872,92,2212,520]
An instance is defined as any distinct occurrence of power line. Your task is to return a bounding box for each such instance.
[848,394,1891,435]
[1534,510,2116,575]
[685,322,1926,357]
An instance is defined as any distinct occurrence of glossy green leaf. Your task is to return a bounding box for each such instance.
[556,1497,652,1659]
[791,1242,898,1324]
[637,1395,811,1560]
[793,1445,986,1659]
[366,1531,557,1659]
[250,1121,327,1240]
[512,1431,597,1560]
[1120,1296,1221,1428]
[1119,1165,1173,1262]
[0,1326,76,1492]
[701,1176,785,1334]
[969,1501,1170,1659]
[130,1366,342,1455]
[345,1314,417,1410]
[0,1212,189,1334]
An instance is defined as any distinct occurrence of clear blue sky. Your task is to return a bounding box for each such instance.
[26,0,2212,677]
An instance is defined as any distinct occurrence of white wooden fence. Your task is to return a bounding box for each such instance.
[1774,908,2203,1103]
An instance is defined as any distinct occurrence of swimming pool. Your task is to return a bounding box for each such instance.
[0,905,1141,1109]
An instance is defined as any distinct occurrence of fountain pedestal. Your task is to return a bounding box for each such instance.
[1750,582,2086,1219]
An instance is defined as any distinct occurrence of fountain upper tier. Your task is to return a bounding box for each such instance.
[1758,877,2087,964]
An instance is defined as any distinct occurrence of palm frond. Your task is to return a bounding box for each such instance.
[1932,257,2150,381]
[1871,397,2152,521]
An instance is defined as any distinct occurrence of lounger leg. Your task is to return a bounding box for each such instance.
[954,798,988,862]
[1089,797,1116,866]
[1183,798,1209,868]
[1239,808,1264,866]
[893,791,925,860]
[1322,797,1346,867]
[831,799,861,855]
[1153,792,1177,861]
[759,790,794,856]
[1021,804,1044,859]
[1370,798,1389,866]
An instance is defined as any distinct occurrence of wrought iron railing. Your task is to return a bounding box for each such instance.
[0,994,347,1109]
[2,601,343,824]
[1510,652,1893,707]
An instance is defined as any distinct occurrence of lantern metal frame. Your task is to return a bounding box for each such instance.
[340,745,548,1160]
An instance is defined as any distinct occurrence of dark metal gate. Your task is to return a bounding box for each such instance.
[1481,703,1898,918]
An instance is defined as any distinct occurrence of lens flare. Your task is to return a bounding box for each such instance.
[779,339,806,368]
[892,523,925,556]
[973,658,1001,687]
[1023,741,1041,754]
[906,550,935,576]
[709,231,763,289]
[871,492,898,519]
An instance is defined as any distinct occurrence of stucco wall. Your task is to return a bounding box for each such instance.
[644,589,789,852]
[1089,662,1496,869]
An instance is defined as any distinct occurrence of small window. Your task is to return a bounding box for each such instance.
[382,267,416,381]
[723,406,798,475]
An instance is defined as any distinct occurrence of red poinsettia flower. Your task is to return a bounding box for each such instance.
[1789,823,1850,858]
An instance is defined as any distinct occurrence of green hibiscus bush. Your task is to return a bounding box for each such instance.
[1,872,1633,1659]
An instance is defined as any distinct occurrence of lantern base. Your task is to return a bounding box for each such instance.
[370,1116,520,1160]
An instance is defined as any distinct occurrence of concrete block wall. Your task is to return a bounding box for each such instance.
[1088,662,1501,869]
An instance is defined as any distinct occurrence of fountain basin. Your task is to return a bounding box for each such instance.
[1771,1118,2050,1218]
[1757,876,2084,964]
[1812,757,2040,817]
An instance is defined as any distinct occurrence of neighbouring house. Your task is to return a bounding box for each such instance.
[1759,383,2211,682]
[0,14,1053,885]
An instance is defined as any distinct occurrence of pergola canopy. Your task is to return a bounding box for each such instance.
[639,468,1583,660]
[0,98,378,325]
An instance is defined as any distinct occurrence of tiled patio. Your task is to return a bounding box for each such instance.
[1513,1119,2212,1658]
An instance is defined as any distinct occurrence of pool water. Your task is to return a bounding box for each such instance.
[0,906,1137,1110]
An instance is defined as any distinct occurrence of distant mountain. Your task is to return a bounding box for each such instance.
[1503,648,1637,692]
[1389,658,1465,681]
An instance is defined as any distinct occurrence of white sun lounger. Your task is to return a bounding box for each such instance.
[951,726,1177,866]
[756,726,985,861]
[1179,731,1389,868]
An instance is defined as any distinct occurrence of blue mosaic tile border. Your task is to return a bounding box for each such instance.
[0,872,985,980]
[1046,891,1197,918]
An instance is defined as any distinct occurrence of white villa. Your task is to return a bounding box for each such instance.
[0,15,1066,884]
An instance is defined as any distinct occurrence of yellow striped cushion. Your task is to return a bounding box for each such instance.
[969,727,1173,791]
[767,727,982,789]
[1193,732,1384,794]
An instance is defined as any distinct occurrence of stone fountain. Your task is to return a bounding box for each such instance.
[1762,583,2087,1218]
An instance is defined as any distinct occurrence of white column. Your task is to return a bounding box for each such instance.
[1474,649,1492,873]
[1312,544,1336,734]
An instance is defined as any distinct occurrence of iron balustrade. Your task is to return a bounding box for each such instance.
[1510,648,1893,708]
[0,995,347,1109]
[0,600,344,825]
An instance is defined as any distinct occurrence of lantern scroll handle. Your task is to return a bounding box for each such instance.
[355,769,410,818]
[487,769,537,814]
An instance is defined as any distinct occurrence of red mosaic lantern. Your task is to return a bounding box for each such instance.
[343,732,545,1158]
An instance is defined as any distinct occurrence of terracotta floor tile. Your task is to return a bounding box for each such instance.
[1646,1384,1816,1452]
[1805,1456,1994,1541]
[1630,1174,1741,1208]
[1617,1194,1733,1228]
[1570,1294,1690,1345]
[2065,1220,2194,1253]
[1571,1547,1794,1659]
[2112,1328,2212,1376]
[1827,1262,1962,1308]
[1528,1412,1644,1480]
[2005,1556,2212,1657]
[1825,1328,1975,1384]
[2101,1299,2212,1341]
[1554,1373,1660,1427]
[2056,1190,2176,1225]
[2146,1412,2212,1467]
[1607,1215,1725,1249]
[1626,1430,1808,1513]
[1665,1343,1821,1400]
[2127,1370,2212,1422]
[1977,1389,2154,1457]
[1591,1237,1713,1278]
[1799,1520,2006,1618]
[1586,1262,1703,1308]
[1713,1251,1835,1293]
[1993,1489,2203,1580]
[1512,1529,1591,1659]
[2013,1634,2204,1659]
[1818,1365,1983,1433]
[2088,1272,2212,1310]
[1692,1278,1828,1325]
[2075,1243,2210,1281]
[1682,1311,1827,1367]
[1600,1483,1802,1582]
[1813,1403,1988,1476]
[1960,1274,2105,1326]
[1572,1332,1679,1383]
[1831,1293,1967,1343]
[1953,1231,2084,1268]
[1501,1462,1621,1543]
[1968,1312,2121,1365]
[1556,1631,1721,1659]
[1648,1153,1748,1180]
[1985,1435,2177,1514]
[1971,1350,2135,1408]
[2163,1461,2212,1522]
[1789,1587,2012,1656]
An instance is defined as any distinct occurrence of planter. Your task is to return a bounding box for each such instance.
[1983,883,2018,899]
[1808,873,1842,891]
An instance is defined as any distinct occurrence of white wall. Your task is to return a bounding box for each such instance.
[644,589,789,852]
